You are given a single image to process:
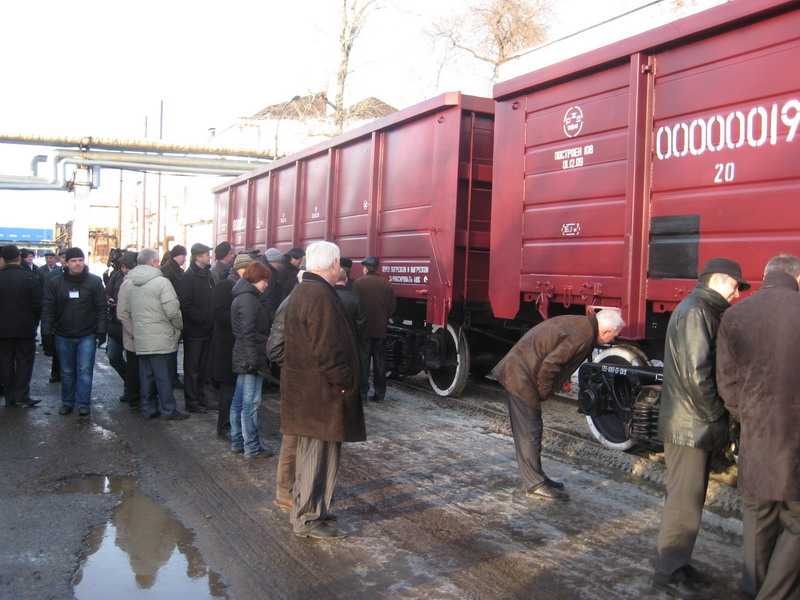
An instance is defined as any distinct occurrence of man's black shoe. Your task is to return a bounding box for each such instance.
[369,395,383,402]
[186,405,208,414]
[200,400,219,411]
[217,430,232,441]
[545,478,565,489]
[174,378,184,389]
[294,523,348,539]
[651,579,711,599]
[18,399,42,407]
[49,376,60,383]
[77,406,90,417]
[58,405,73,415]
[160,411,190,421]
[682,565,713,585]
[526,484,569,501]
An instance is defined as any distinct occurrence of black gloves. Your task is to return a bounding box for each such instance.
[42,334,56,357]
[96,333,107,347]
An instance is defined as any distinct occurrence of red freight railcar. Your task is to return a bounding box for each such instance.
[491,0,800,448]
[213,92,494,396]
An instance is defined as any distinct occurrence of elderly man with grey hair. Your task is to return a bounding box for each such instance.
[122,248,188,421]
[492,309,625,501]
[280,241,365,539]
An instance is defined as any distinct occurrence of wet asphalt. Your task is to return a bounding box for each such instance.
[0,345,747,600]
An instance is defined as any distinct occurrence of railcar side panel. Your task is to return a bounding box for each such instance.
[492,0,800,343]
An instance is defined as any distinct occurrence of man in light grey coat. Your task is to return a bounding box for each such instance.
[122,248,188,421]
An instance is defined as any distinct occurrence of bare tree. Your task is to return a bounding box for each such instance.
[328,0,383,135]
[434,0,552,84]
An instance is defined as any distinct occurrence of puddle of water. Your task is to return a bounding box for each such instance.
[59,476,228,599]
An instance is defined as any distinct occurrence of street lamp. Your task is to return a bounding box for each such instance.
[273,96,301,160]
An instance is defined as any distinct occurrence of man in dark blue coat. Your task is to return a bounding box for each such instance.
[0,245,42,407]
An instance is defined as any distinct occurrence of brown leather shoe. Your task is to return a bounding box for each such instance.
[294,523,348,539]
[526,484,569,501]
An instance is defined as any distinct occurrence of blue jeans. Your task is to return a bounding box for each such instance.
[230,374,263,456]
[55,334,97,408]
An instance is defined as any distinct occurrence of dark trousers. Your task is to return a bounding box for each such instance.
[51,352,60,380]
[0,337,36,405]
[139,353,179,419]
[183,338,210,409]
[654,443,712,583]
[506,392,547,492]
[217,381,235,434]
[742,495,800,599]
[359,337,387,402]
[291,436,341,533]
[277,434,298,503]
[125,350,148,405]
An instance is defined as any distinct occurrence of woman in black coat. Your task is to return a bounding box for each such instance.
[210,254,252,440]
[230,262,272,458]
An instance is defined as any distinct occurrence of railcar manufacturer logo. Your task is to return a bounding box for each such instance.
[563,106,584,138]
[561,222,581,236]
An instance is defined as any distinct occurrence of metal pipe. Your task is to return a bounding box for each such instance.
[0,133,274,159]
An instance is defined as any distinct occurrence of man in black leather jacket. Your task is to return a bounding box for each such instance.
[652,258,749,600]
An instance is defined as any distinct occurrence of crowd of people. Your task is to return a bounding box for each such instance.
[0,239,396,540]
[1,241,797,597]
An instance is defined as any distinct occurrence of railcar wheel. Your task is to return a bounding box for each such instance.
[585,345,650,452]
[427,323,470,397]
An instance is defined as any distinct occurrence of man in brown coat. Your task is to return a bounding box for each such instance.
[281,241,365,539]
[352,256,396,402]
[492,309,625,501]
[717,254,800,600]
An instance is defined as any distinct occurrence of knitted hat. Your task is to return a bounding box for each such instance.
[65,247,85,261]
[170,244,187,257]
[265,248,283,262]
[233,253,253,270]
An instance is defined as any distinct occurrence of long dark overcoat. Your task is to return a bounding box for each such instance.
[492,315,598,409]
[717,270,800,501]
[210,275,237,385]
[280,271,366,443]
[352,272,396,338]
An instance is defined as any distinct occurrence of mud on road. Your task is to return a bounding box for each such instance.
[1,348,746,600]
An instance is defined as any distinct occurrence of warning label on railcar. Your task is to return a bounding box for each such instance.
[381,264,429,284]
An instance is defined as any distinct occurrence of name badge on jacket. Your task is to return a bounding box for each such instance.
[69,290,80,299]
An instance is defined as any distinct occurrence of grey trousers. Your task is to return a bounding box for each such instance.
[290,436,341,533]
[742,495,800,600]
[654,443,712,583]
[276,434,298,504]
[506,392,547,492]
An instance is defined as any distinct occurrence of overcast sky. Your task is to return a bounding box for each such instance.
[0,0,724,228]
